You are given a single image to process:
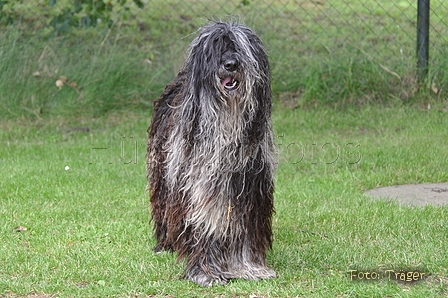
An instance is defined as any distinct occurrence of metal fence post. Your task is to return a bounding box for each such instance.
[417,0,430,81]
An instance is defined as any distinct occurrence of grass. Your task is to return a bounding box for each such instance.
[1,105,448,297]
[0,26,158,118]
[1,0,448,296]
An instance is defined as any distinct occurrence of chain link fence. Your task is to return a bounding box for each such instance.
[141,0,448,69]
[143,0,448,101]
[1,0,447,104]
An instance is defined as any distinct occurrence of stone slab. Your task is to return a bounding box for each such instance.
[364,183,448,207]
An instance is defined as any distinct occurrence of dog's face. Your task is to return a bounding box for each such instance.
[185,22,270,103]
[218,39,243,95]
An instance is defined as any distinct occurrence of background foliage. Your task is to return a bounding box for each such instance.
[0,0,447,117]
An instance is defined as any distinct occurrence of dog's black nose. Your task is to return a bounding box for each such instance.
[224,59,238,72]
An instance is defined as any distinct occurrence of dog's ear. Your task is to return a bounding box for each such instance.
[186,47,211,102]
[243,30,272,144]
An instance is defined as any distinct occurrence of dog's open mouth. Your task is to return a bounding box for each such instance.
[221,76,239,91]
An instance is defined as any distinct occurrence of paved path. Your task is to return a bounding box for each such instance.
[364,183,448,207]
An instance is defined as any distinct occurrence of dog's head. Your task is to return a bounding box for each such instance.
[185,21,270,102]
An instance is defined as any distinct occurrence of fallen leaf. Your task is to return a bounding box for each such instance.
[431,83,439,94]
[13,226,27,232]
[56,79,64,89]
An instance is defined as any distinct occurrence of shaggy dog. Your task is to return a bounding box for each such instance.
[146,21,277,286]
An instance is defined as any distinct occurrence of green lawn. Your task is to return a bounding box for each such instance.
[1,105,447,297]
[1,0,448,296]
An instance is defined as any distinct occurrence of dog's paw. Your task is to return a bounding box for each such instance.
[184,268,229,287]
[230,265,276,281]
[253,266,276,280]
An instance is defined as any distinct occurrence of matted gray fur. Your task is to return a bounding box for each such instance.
[146,21,277,286]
